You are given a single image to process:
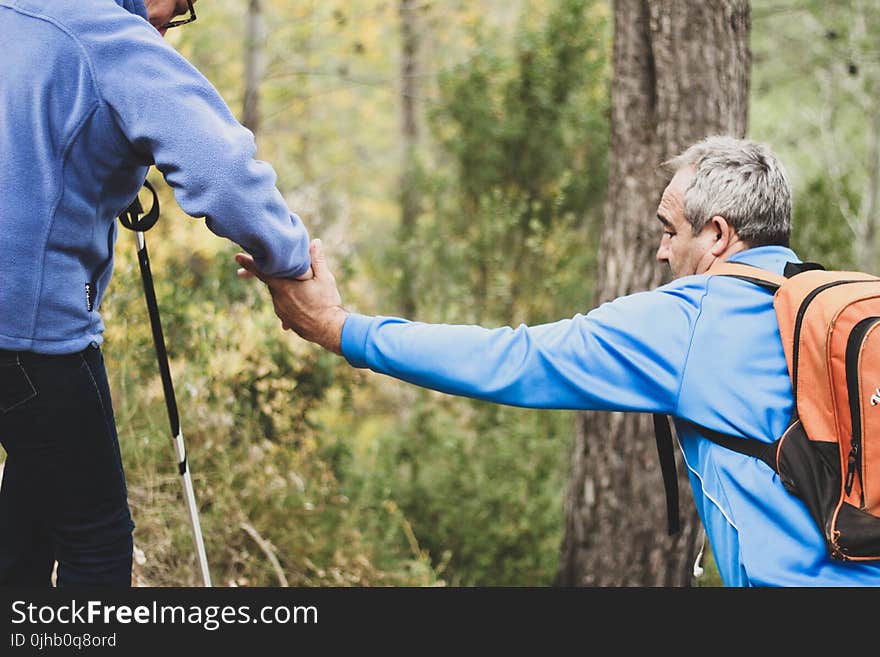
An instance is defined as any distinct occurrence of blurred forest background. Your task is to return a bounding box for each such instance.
[74,0,878,586]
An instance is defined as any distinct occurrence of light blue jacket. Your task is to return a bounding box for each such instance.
[341,246,880,586]
[0,0,310,354]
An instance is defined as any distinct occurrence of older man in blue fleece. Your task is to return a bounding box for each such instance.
[238,136,880,587]
[0,0,311,586]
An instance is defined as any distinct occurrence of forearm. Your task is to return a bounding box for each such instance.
[89,20,311,278]
[339,310,684,413]
[145,94,311,279]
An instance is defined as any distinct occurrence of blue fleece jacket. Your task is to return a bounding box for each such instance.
[0,0,311,354]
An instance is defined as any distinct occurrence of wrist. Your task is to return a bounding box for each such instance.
[319,306,348,355]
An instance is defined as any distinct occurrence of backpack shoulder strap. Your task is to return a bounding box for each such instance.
[653,414,680,536]
[653,414,779,536]
[705,261,787,291]
[653,260,789,536]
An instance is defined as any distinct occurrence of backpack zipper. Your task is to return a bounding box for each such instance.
[844,316,880,506]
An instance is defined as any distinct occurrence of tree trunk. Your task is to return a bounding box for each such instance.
[556,0,750,587]
[398,0,421,318]
[243,0,265,135]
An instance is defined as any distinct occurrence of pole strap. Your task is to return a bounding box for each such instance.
[119,179,160,232]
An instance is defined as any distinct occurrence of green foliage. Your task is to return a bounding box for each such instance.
[344,388,574,586]
[751,0,880,272]
[352,0,611,585]
[106,199,441,586]
[418,0,609,325]
[790,175,857,270]
[440,0,607,209]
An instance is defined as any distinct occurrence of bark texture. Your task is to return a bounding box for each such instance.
[556,0,750,587]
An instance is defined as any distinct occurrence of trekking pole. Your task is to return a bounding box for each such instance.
[118,180,213,587]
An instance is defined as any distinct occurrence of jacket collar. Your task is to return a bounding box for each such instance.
[726,245,801,276]
[115,0,148,21]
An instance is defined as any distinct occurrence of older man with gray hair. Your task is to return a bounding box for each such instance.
[238,136,880,586]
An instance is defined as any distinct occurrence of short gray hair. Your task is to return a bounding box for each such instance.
[663,135,792,247]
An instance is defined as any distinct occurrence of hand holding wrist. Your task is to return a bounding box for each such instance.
[236,239,348,355]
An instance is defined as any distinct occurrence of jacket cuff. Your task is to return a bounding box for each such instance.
[340,313,373,369]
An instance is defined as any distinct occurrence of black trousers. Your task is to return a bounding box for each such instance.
[0,343,134,586]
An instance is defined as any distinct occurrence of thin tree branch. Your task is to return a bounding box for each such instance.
[240,522,289,587]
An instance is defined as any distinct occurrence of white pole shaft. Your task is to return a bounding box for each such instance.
[175,431,212,587]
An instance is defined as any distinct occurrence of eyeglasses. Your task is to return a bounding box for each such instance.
[163,0,197,29]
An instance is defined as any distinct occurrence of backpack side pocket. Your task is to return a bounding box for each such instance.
[776,420,841,554]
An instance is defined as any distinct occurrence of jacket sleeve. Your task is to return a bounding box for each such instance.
[340,283,706,414]
[81,12,310,278]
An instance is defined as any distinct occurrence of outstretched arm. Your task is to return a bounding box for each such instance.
[236,242,702,414]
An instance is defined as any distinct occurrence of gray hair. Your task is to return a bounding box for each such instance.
[663,135,792,247]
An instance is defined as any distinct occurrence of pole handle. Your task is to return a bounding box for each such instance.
[119,180,160,232]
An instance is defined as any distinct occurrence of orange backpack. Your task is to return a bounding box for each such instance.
[655,260,880,561]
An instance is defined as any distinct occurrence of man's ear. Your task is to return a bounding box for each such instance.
[708,215,734,257]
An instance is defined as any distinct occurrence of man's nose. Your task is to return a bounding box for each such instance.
[656,242,668,263]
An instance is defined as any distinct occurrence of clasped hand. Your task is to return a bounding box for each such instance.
[235,239,348,355]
